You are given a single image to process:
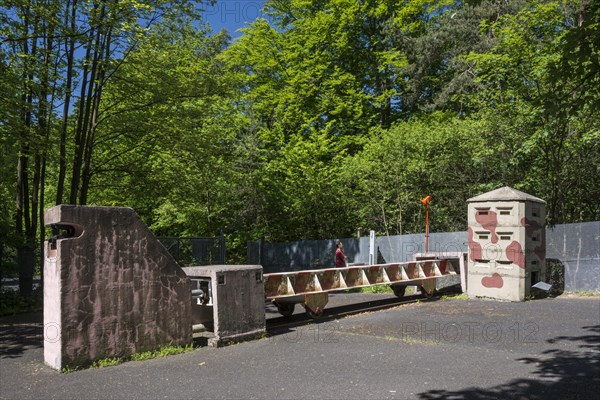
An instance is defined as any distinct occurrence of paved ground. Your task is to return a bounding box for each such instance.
[1,293,599,400]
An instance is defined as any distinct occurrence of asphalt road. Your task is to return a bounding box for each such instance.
[1,293,599,400]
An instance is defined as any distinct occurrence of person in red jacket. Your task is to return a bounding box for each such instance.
[335,241,347,268]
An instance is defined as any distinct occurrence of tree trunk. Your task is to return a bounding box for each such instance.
[15,4,37,297]
[57,0,78,205]
[38,2,59,286]
[80,24,112,205]
[69,18,96,205]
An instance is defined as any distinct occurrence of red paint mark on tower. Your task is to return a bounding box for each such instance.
[535,227,546,261]
[482,273,504,288]
[475,210,498,243]
[521,217,542,235]
[506,241,526,269]
[521,217,546,261]
[468,227,482,261]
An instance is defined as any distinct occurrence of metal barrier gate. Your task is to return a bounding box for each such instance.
[264,259,458,318]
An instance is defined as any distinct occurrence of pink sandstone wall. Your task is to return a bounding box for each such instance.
[44,205,191,370]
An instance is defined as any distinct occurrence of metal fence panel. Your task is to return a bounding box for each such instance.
[545,222,600,292]
[158,236,225,267]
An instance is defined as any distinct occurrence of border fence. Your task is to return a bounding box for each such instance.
[157,236,226,267]
[0,224,596,292]
[248,221,599,293]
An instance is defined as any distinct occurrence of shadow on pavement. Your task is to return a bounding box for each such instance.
[0,312,43,359]
[418,324,600,400]
[265,292,448,339]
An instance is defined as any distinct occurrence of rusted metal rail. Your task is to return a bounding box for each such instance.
[264,259,458,318]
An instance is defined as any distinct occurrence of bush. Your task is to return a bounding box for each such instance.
[546,258,565,297]
[0,288,42,316]
[360,285,393,294]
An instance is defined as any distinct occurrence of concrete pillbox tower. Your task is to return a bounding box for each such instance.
[467,186,546,301]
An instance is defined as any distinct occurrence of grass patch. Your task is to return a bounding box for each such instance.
[567,290,599,297]
[92,357,123,368]
[61,365,82,373]
[130,344,195,361]
[439,293,469,301]
[359,285,393,294]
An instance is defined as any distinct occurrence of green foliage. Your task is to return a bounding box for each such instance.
[546,259,564,297]
[342,113,489,235]
[90,22,236,238]
[0,52,20,277]
[461,0,600,224]
[440,293,469,300]
[1,0,214,296]
[130,343,195,360]
[360,285,393,294]
[0,289,42,316]
[91,357,123,369]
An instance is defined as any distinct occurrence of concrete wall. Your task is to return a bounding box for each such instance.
[184,265,265,347]
[44,205,191,370]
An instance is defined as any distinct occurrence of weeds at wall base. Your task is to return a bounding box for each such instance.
[61,344,197,373]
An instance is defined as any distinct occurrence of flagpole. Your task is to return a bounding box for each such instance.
[425,203,429,252]
[421,196,431,253]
